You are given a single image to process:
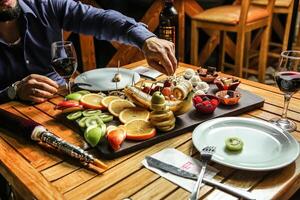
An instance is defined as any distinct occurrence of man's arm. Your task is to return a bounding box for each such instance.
[49,0,155,49]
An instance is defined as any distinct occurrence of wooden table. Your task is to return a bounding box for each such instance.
[1,60,300,200]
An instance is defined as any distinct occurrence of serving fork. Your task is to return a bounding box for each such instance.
[190,146,216,200]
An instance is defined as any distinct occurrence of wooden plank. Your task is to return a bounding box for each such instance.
[0,137,64,200]
[0,107,62,171]
[63,132,192,199]
[12,101,88,148]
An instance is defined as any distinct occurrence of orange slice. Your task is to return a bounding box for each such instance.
[124,119,156,140]
[108,99,135,117]
[80,93,105,110]
[119,107,150,124]
[101,96,121,108]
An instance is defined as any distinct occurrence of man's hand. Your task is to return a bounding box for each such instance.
[142,37,177,76]
[17,74,59,103]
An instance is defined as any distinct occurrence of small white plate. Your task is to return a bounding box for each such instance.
[74,68,140,91]
[192,117,299,171]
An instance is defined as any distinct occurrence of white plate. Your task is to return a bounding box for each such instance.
[74,68,140,91]
[192,117,299,171]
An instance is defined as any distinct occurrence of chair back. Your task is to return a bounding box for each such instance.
[234,0,276,26]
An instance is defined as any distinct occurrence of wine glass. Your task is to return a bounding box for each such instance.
[51,41,78,94]
[270,50,300,132]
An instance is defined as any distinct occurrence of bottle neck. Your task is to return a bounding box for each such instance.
[164,0,174,7]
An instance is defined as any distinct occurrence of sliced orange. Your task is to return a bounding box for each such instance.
[119,107,150,124]
[101,96,121,108]
[80,93,105,110]
[108,99,135,117]
[124,119,156,140]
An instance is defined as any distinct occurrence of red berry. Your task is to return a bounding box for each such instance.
[193,96,203,105]
[202,100,211,106]
[164,80,172,87]
[210,99,219,107]
[161,87,172,97]
[142,86,151,94]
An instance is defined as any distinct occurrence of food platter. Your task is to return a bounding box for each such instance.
[74,68,140,91]
[57,66,266,159]
[192,117,300,171]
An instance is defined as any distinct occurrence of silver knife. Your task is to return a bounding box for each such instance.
[145,156,256,200]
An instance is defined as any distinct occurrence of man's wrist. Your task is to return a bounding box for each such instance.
[7,81,21,100]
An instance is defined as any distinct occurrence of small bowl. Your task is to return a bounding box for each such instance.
[214,77,240,91]
[199,74,218,83]
[197,67,219,83]
[216,90,241,105]
[192,94,220,114]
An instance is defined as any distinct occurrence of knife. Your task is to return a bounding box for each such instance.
[145,156,256,200]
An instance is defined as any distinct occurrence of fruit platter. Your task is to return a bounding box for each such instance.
[55,66,264,159]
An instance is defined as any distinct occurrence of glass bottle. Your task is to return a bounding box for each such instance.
[159,0,178,58]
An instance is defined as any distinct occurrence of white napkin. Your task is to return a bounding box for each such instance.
[133,66,162,79]
[142,148,219,192]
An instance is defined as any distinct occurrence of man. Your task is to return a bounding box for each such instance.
[0,0,177,104]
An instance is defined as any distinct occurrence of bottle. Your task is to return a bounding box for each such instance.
[159,0,178,58]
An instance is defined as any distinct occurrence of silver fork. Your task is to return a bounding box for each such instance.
[190,146,216,200]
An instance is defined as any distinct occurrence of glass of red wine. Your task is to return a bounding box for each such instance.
[51,41,78,94]
[270,50,300,132]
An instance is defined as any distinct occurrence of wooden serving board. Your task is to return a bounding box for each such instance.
[97,85,264,159]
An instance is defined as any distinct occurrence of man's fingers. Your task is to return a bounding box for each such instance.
[27,74,59,89]
[33,88,55,99]
[148,60,168,75]
[161,54,174,76]
[34,81,58,94]
[27,95,46,103]
[166,48,177,73]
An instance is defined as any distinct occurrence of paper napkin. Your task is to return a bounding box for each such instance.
[133,66,162,80]
[142,148,219,192]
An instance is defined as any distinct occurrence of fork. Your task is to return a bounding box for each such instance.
[190,146,216,200]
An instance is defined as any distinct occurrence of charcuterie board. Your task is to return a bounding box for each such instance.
[97,85,264,159]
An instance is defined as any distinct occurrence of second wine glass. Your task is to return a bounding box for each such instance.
[51,41,78,94]
[270,50,300,132]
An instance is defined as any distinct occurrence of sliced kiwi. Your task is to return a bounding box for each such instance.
[77,116,89,128]
[99,114,113,123]
[66,111,82,120]
[85,116,104,128]
[82,109,102,117]
[225,137,243,151]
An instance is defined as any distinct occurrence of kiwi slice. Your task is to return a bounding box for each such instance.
[225,137,243,151]
[77,116,89,128]
[85,116,104,128]
[82,109,102,117]
[66,111,82,121]
[99,114,113,123]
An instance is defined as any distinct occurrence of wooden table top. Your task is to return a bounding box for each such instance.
[1,60,300,200]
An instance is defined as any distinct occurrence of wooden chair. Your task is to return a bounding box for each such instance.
[190,0,275,82]
[252,0,294,58]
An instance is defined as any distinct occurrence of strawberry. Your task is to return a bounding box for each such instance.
[192,95,203,105]
[202,100,211,106]
[210,99,219,107]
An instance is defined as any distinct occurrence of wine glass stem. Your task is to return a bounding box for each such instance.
[65,78,71,94]
[282,94,292,119]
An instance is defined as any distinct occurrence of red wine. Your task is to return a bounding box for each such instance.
[52,57,77,78]
[275,71,300,93]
